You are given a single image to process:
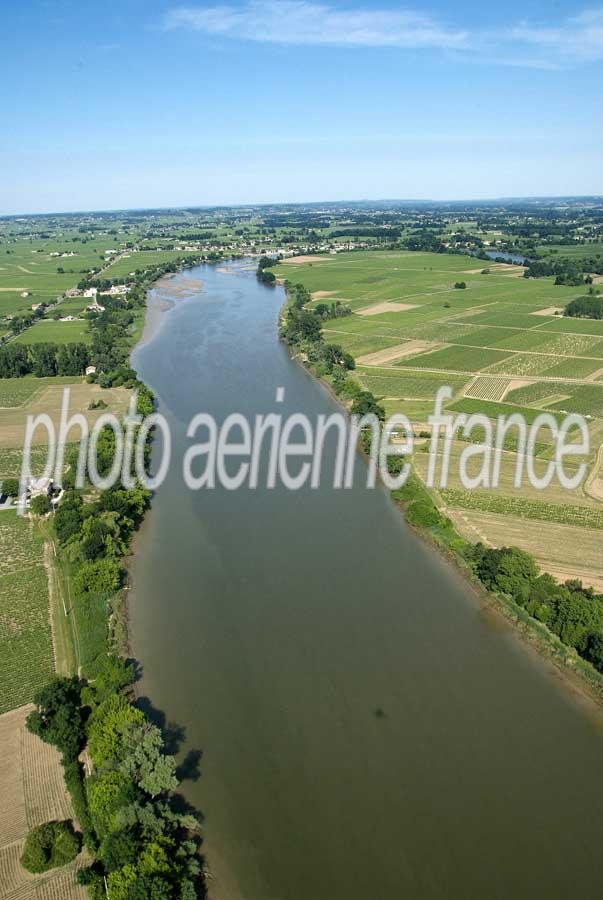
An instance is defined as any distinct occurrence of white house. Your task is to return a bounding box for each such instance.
[85,365,97,376]
[83,287,98,298]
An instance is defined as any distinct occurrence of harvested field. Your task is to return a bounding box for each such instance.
[531,306,565,317]
[0,383,130,449]
[447,510,603,593]
[356,301,419,316]
[357,341,439,366]
[0,707,87,900]
[281,255,328,265]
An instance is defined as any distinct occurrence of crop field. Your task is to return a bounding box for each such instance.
[275,249,603,587]
[101,248,203,278]
[0,707,86,900]
[357,368,468,399]
[548,384,603,418]
[0,376,81,409]
[465,376,511,401]
[0,235,119,312]
[397,344,513,372]
[0,514,54,715]
[14,319,91,345]
[0,383,131,449]
[441,489,603,529]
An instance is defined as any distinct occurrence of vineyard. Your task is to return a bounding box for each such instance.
[0,514,54,715]
[397,343,512,373]
[464,376,511,402]
[357,369,468,399]
[506,381,569,406]
[441,489,603,530]
[0,377,80,410]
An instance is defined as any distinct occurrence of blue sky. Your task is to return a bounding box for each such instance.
[1,0,601,214]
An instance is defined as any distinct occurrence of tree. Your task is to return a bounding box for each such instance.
[581,632,603,672]
[30,494,51,515]
[351,391,385,422]
[2,478,19,497]
[471,545,538,604]
[74,558,121,596]
[454,281,466,289]
[119,721,179,798]
[88,694,146,767]
[21,821,81,873]
[26,676,84,761]
[257,268,276,286]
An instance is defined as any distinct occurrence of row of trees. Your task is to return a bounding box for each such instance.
[280,281,385,421]
[524,256,601,281]
[564,294,603,320]
[0,342,89,378]
[470,544,603,671]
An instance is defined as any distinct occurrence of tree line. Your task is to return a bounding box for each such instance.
[470,544,603,672]
[0,342,89,378]
[564,294,603,320]
[280,281,385,421]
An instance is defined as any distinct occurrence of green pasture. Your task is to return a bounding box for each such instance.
[14,318,91,344]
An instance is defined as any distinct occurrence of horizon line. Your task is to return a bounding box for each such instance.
[2,194,603,220]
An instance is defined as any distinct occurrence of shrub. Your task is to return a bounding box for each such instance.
[406,501,442,528]
[74,558,121,596]
[21,821,81,873]
[454,281,467,289]
[2,477,19,497]
[26,676,84,761]
[63,760,98,852]
[30,494,51,515]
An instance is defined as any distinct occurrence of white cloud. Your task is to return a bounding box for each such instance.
[508,8,603,62]
[164,1,603,66]
[165,1,468,49]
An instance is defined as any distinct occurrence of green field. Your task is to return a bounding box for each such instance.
[14,319,91,344]
[0,512,54,714]
[275,249,603,588]
[441,489,603,530]
[0,375,81,407]
[101,248,203,278]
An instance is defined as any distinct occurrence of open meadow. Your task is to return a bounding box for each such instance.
[276,251,603,587]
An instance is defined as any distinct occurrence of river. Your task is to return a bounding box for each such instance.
[129,261,603,900]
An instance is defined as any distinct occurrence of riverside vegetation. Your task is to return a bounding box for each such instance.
[23,388,205,898]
